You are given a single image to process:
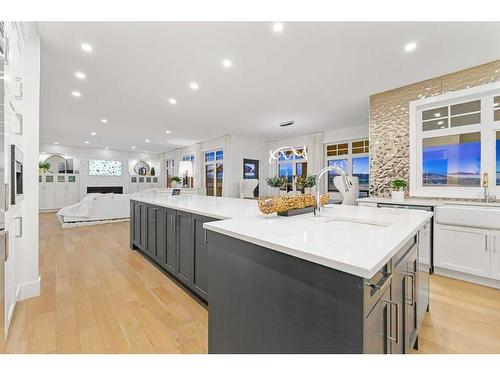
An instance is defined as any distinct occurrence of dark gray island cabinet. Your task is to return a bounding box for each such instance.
[207,228,430,354]
[130,200,216,301]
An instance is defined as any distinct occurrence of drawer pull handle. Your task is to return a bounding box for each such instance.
[383,299,400,344]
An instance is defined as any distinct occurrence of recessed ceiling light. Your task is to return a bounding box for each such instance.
[81,43,93,53]
[101,118,108,123]
[131,146,136,149]
[71,91,81,97]
[190,82,199,91]
[222,59,232,68]
[165,130,171,134]
[404,42,417,53]
[54,142,59,145]
[434,112,441,118]
[145,139,150,143]
[91,132,97,136]
[75,71,86,80]
[169,98,177,105]
[84,140,90,144]
[272,22,284,33]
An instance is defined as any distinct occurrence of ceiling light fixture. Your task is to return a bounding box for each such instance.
[145,139,150,143]
[131,146,136,149]
[272,22,284,33]
[71,91,82,97]
[91,132,97,136]
[81,43,93,52]
[190,82,199,91]
[165,130,171,134]
[404,42,417,53]
[222,59,232,68]
[279,120,295,127]
[84,140,90,144]
[169,98,177,105]
[54,142,59,145]
[75,71,86,80]
[101,118,108,123]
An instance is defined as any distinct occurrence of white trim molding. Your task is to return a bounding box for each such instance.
[409,81,500,199]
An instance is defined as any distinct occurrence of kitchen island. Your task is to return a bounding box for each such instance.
[129,195,432,354]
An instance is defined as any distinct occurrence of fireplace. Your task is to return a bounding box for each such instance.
[87,186,123,194]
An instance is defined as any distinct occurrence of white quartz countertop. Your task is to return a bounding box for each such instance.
[357,196,500,207]
[204,204,432,279]
[131,194,263,220]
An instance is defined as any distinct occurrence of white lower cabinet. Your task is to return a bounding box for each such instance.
[491,231,500,281]
[39,174,79,210]
[434,224,491,278]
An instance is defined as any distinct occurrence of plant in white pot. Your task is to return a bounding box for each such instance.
[297,175,317,194]
[388,179,408,201]
[171,176,182,188]
[266,176,287,196]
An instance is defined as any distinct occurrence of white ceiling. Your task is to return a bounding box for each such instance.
[37,22,500,153]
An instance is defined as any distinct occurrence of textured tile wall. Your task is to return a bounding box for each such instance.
[369,60,500,196]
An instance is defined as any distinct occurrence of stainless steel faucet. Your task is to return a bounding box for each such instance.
[482,172,496,203]
[315,165,350,215]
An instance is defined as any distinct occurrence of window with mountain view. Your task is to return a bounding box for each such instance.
[422,133,481,187]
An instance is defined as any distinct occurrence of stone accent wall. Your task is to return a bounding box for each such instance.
[369,60,500,197]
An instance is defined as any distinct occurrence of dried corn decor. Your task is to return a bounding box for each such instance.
[257,193,330,215]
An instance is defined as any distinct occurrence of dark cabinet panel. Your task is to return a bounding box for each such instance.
[164,208,177,274]
[176,210,194,285]
[146,205,157,258]
[192,214,216,300]
[131,201,147,252]
[364,288,391,354]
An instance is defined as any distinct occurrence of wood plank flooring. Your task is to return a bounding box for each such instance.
[2,212,500,353]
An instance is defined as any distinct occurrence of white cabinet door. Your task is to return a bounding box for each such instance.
[434,224,491,278]
[66,182,79,205]
[491,231,500,281]
[55,182,67,208]
[43,182,56,209]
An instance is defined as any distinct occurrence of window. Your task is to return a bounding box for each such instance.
[165,159,174,187]
[277,147,307,191]
[496,131,500,186]
[410,82,500,198]
[88,159,122,176]
[422,133,481,187]
[182,154,195,187]
[325,140,369,196]
[205,150,223,196]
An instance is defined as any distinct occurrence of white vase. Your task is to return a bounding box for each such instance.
[391,190,405,201]
[304,187,312,195]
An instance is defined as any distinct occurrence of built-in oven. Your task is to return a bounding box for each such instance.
[10,145,24,205]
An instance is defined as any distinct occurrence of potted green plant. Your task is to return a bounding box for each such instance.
[171,176,182,188]
[39,161,50,174]
[266,175,287,195]
[297,175,317,194]
[389,179,408,201]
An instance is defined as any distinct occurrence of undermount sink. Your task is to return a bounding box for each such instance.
[435,204,500,230]
[306,215,392,228]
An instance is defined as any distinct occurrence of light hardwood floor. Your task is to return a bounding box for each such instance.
[2,213,500,354]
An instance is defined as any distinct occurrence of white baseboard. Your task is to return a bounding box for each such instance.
[62,218,129,228]
[434,267,500,289]
[20,275,41,300]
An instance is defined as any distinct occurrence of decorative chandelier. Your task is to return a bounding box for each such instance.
[269,146,308,164]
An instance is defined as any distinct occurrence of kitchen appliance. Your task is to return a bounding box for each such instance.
[10,144,23,205]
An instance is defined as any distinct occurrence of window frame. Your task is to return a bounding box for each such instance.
[409,81,500,199]
[204,149,223,196]
[182,154,195,187]
[276,147,308,190]
[324,139,370,194]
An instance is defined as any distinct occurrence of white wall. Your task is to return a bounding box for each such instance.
[21,29,41,300]
[229,135,269,197]
[39,144,161,198]
[324,125,368,144]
